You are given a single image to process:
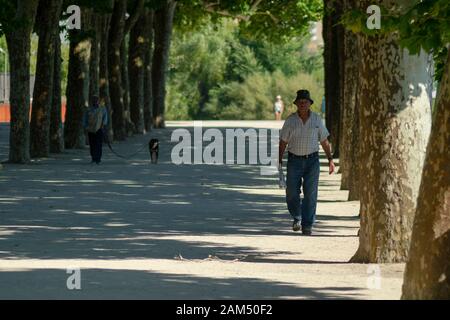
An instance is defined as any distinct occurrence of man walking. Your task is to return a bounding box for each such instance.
[83,96,108,164]
[279,90,335,235]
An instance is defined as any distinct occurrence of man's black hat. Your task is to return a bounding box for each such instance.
[293,90,314,105]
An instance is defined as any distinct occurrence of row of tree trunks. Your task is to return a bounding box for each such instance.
[152,0,177,129]
[108,0,144,140]
[3,0,40,163]
[6,0,173,160]
[30,0,63,158]
[322,0,343,158]
[402,50,450,299]
[350,0,432,263]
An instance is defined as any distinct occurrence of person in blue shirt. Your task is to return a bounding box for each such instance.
[83,96,108,164]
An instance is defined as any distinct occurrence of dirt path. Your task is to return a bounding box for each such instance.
[0,121,404,299]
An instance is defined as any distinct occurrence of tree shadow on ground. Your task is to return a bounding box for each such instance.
[0,124,360,300]
[0,268,364,299]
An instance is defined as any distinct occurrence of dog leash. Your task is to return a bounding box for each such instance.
[104,134,149,160]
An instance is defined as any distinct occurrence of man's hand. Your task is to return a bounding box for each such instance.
[279,139,288,167]
[320,139,335,174]
[328,160,335,175]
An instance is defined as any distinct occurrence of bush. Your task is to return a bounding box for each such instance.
[204,71,324,120]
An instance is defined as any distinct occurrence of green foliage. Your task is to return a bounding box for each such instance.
[0,36,6,73]
[166,19,324,121]
[175,0,323,42]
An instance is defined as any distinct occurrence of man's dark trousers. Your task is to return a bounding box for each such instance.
[88,129,103,163]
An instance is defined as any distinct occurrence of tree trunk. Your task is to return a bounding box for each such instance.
[322,0,343,158]
[30,0,63,158]
[49,31,64,153]
[108,0,127,140]
[350,1,432,263]
[90,14,101,101]
[339,0,358,191]
[347,77,361,201]
[121,39,134,137]
[152,0,176,129]
[3,0,39,163]
[144,11,154,132]
[64,9,92,149]
[99,14,113,140]
[401,51,450,300]
[129,9,152,134]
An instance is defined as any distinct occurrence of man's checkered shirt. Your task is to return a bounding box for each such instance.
[280,112,330,156]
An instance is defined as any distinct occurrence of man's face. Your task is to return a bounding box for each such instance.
[295,99,311,112]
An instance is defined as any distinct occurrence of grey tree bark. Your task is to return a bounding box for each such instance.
[30,0,63,158]
[2,0,39,163]
[350,0,432,263]
[152,0,177,129]
[402,51,450,299]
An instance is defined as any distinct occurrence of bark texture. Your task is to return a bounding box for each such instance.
[350,2,432,263]
[402,51,450,299]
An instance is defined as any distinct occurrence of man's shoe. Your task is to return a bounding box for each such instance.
[302,227,312,236]
[292,220,301,232]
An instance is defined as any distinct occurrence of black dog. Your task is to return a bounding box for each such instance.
[149,139,159,164]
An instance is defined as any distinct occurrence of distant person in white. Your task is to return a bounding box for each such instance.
[279,90,335,235]
[274,95,284,121]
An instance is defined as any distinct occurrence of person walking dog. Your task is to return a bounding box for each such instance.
[279,90,335,235]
